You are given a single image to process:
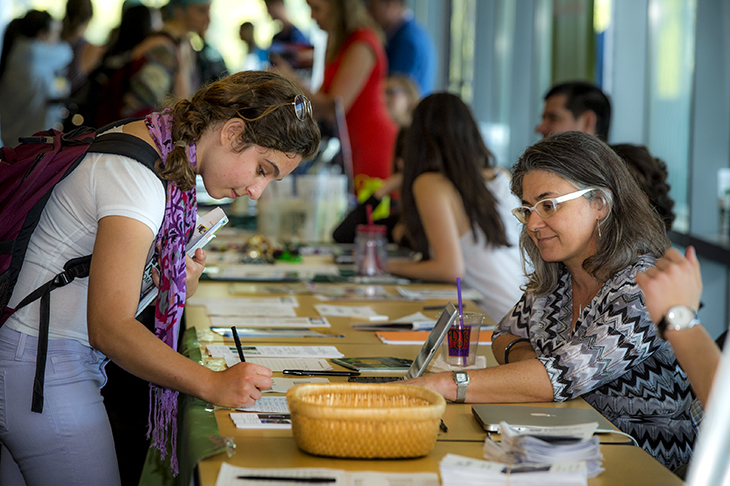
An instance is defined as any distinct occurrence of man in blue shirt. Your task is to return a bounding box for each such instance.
[367,0,436,96]
[265,0,309,45]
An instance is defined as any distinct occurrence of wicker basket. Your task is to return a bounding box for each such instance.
[286,383,446,459]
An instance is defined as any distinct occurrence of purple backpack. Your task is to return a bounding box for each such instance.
[0,124,161,412]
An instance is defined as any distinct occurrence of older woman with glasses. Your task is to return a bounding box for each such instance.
[404,131,694,471]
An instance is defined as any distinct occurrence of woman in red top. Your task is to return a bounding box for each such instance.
[276,0,397,184]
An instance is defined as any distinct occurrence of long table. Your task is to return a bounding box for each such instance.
[180,279,684,486]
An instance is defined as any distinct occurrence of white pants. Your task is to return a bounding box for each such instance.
[0,326,120,486]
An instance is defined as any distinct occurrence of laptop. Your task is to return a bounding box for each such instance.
[471,404,616,433]
[348,301,458,383]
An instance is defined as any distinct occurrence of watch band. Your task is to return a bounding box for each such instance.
[453,371,469,403]
[657,305,700,339]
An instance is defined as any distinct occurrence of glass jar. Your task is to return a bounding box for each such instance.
[354,224,388,276]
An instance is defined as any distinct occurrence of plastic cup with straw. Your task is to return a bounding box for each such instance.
[456,278,466,366]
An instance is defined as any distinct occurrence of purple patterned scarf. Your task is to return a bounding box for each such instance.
[145,109,197,475]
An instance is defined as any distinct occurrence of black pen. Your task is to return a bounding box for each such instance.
[283,370,360,377]
[231,326,246,362]
[440,419,448,433]
[237,476,336,483]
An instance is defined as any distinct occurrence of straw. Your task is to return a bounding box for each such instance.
[366,204,374,226]
[456,277,464,327]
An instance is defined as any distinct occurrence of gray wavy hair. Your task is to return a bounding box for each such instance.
[510,131,668,295]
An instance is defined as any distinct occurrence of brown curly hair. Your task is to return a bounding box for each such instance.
[610,143,675,232]
[160,71,321,191]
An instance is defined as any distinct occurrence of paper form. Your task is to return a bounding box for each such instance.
[209,316,331,328]
[214,463,440,486]
[396,286,483,301]
[267,377,330,393]
[215,263,340,280]
[206,344,235,358]
[241,346,343,358]
[186,296,300,307]
[215,464,344,486]
[222,356,333,372]
[235,397,289,413]
[203,303,298,317]
[230,413,292,429]
[314,304,382,319]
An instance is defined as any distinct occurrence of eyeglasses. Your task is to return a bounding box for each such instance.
[511,188,597,224]
[237,94,313,122]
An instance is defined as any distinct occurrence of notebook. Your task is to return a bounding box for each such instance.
[348,302,458,383]
[471,404,616,433]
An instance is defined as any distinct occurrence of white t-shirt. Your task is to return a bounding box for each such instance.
[460,170,526,322]
[6,132,166,347]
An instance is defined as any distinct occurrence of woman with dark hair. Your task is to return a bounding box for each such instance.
[0,71,320,485]
[0,10,72,145]
[61,0,104,93]
[80,3,162,128]
[405,131,694,470]
[386,93,523,321]
[610,143,675,232]
[274,0,398,183]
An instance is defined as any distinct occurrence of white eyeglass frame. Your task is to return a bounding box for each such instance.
[511,188,597,224]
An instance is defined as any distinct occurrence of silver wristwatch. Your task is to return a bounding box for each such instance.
[452,371,469,403]
[657,305,700,339]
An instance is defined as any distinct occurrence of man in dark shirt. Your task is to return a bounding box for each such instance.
[536,81,611,141]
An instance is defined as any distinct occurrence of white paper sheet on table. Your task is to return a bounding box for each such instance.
[314,304,382,319]
[235,397,290,413]
[230,412,292,429]
[395,312,437,326]
[209,316,331,328]
[203,303,298,317]
[266,377,331,393]
[207,344,340,362]
[215,263,340,280]
[187,296,299,307]
[396,286,483,301]
[439,453,588,486]
[214,463,440,486]
[222,355,333,372]
[240,345,343,358]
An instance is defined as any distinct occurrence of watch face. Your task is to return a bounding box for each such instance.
[455,372,468,383]
[666,306,694,326]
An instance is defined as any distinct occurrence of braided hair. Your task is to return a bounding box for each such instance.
[160,71,321,191]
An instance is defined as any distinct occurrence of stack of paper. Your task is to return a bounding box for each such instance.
[482,422,603,478]
[440,453,588,486]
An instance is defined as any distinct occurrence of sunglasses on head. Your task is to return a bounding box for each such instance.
[237,94,313,122]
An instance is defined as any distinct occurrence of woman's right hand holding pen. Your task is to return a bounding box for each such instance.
[206,363,273,409]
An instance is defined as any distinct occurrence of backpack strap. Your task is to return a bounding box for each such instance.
[12,256,92,413]
[22,129,165,413]
[89,132,165,189]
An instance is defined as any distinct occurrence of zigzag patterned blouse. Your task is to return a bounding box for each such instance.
[495,255,695,470]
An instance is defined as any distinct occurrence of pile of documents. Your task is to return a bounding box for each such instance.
[440,454,588,486]
[482,421,603,478]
